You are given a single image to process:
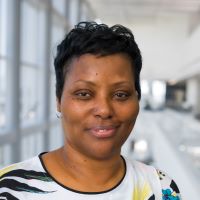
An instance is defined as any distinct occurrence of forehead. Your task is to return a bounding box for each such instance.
[65,53,135,83]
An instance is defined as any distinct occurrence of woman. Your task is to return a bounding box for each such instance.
[0,21,181,200]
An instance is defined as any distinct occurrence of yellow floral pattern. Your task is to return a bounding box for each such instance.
[132,181,152,200]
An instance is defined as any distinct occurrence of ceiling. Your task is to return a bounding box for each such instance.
[87,0,200,24]
[86,0,200,81]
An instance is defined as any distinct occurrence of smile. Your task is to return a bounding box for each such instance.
[87,125,120,138]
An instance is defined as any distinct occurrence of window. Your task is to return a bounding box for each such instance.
[49,125,63,150]
[20,1,46,125]
[20,66,39,124]
[0,0,8,129]
[0,144,12,168]
[0,60,6,128]
[0,0,7,56]
[52,0,66,15]
[21,132,44,160]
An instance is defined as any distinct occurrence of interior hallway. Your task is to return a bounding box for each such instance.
[122,108,200,200]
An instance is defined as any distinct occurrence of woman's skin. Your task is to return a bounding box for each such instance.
[42,53,139,192]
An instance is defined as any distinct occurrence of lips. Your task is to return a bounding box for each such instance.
[87,125,120,138]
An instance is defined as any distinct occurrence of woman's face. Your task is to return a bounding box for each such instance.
[57,53,139,160]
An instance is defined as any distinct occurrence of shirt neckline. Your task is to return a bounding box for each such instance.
[38,152,127,195]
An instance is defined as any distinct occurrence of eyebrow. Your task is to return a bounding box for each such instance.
[111,81,133,87]
[74,80,132,86]
[74,80,96,86]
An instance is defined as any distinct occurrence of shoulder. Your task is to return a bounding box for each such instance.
[0,156,40,177]
[125,158,158,178]
[0,156,54,199]
[124,158,182,199]
[0,156,44,187]
[0,155,51,182]
[156,169,182,200]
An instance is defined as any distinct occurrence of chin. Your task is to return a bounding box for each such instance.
[86,145,121,161]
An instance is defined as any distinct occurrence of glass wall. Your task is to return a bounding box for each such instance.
[0,0,8,129]
[0,0,93,167]
[20,1,46,125]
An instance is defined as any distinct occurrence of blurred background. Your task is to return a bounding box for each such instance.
[0,0,200,199]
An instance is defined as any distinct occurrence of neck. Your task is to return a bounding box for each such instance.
[54,145,125,191]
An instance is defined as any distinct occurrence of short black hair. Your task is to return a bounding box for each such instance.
[54,21,142,101]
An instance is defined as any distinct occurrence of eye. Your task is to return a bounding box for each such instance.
[74,90,92,100]
[114,91,130,100]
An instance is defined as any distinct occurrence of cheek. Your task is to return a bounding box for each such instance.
[61,99,89,127]
[61,103,83,141]
[120,102,139,139]
[117,101,139,122]
[61,97,82,115]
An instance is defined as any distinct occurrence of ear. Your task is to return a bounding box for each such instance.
[56,98,61,112]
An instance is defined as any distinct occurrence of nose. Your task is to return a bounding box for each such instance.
[93,97,114,120]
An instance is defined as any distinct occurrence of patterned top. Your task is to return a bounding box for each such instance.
[0,153,181,200]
